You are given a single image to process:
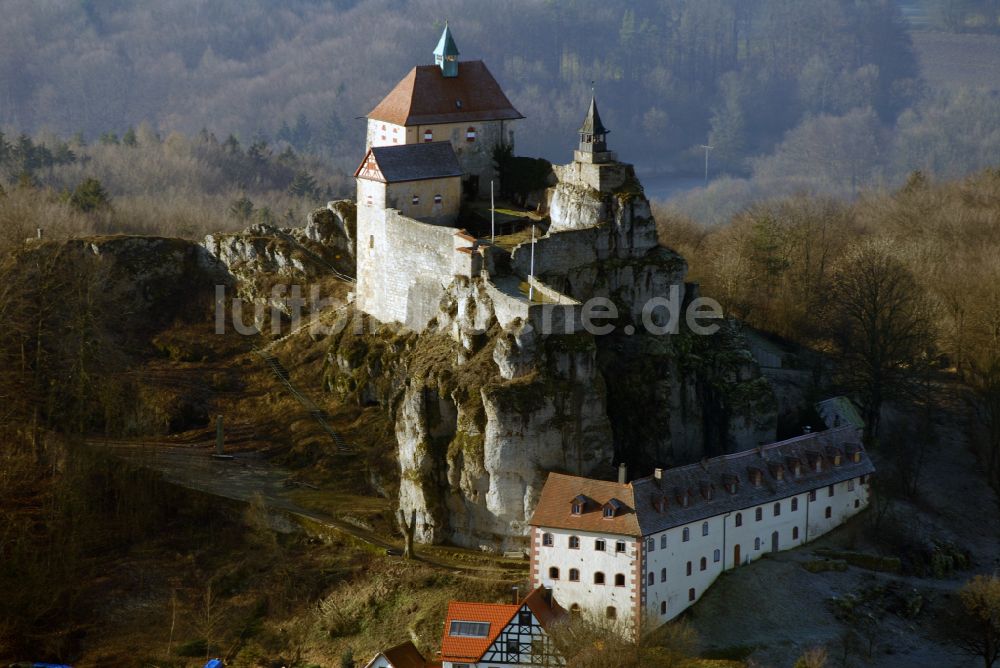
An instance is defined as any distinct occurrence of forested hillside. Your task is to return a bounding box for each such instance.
[0,0,919,174]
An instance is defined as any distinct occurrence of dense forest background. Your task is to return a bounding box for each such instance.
[2,0,1000,217]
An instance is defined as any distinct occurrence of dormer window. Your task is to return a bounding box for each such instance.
[700,482,714,500]
[770,464,785,481]
[676,489,692,508]
[572,503,583,515]
[826,447,843,466]
[466,126,477,142]
[571,494,587,516]
[723,475,739,494]
[603,498,623,519]
[808,452,823,472]
[787,457,802,476]
[748,468,764,487]
[411,194,420,205]
[655,496,669,513]
[424,129,434,142]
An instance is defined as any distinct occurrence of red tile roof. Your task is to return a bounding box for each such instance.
[438,586,566,663]
[369,61,523,126]
[440,601,519,663]
[528,472,641,537]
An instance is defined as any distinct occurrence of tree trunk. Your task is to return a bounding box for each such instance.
[398,508,416,559]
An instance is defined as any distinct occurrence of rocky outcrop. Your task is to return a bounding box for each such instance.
[322,156,776,551]
[200,200,356,320]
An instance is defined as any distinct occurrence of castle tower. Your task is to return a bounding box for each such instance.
[434,21,460,78]
[366,24,522,195]
[574,94,617,165]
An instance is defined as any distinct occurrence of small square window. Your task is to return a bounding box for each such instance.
[615,540,626,553]
[595,539,606,551]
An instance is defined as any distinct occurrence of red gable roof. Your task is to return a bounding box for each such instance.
[440,601,519,663]
[369,61,523,126]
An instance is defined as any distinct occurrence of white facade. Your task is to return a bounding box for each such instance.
[532,526,639,626]
[533,472,871,630]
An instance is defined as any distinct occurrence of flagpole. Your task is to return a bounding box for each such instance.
[491,180,495,243]
[528,223,535,302]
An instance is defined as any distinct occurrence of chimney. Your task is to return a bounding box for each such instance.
[804,425,813,434]
[511,585,520,604]
[542,586,553,605]
[618,463,627,484]
[654,468,664,480]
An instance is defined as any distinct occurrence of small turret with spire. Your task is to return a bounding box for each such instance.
[434,21,460,77]
[575,89,616,164]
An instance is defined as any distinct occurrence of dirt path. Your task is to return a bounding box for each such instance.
[88,440,527,581]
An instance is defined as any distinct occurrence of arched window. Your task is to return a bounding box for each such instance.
[646,537,655,552]
[735,512,742,527]
[569,568,580,582]
[700,557,707,571]
[614,573,626,587]
[542,532,553,547]
[686,561,692,576]
[568,536,580,549]
[660,534,667,549]
[754,537,761,550]
[773,502,781,517]
[647,572,655,586]
[791,498,799,512]
[702,522,709,536]
[549,567,560,580]
[411,194,420,205]
[594,572,605,585]
[660,601,667,615]
[682,527,690,542]
[434,194,443,204]
[792,526,800,540]
[714,548,721,562]
[606,606,617,619]
[755,508,763,521]
[423,129,433,142]
[466,126,477,142]
[688,588,696,602]
[660,568,667,582]
[825,506,832,518]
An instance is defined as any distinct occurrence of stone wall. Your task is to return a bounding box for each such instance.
[355,204,473,330]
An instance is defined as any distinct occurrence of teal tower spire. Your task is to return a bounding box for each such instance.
[434,21,460,77]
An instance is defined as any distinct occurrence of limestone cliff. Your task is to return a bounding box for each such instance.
[321,158,776,551]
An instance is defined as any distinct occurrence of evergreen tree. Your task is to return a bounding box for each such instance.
[288,170,318,200]
[247,139,271,166]
[122,127,138,147]
[222,134,242,155]
[0,131,9,166]
[276,120,293,145]
[99,131,120,145]
[292,113,312,149]
[68,178,111,213]
[70,131,87,148]
[228,195,254,222]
